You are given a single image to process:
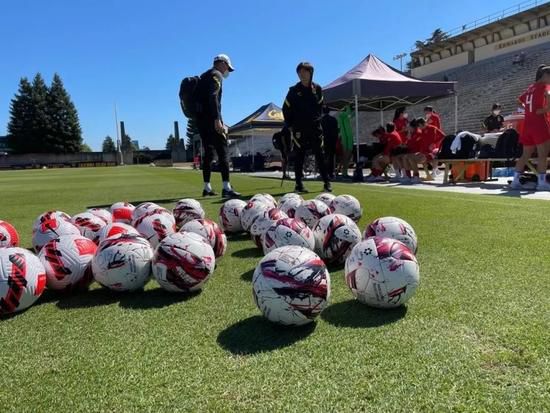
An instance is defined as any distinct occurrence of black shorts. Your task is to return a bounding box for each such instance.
[197,117,227,148]
[390,145,408,157]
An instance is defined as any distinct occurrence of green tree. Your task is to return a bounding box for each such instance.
[7,77,35,153]
[102,136,116,152]
[80,143,92,152]
[121,133,134,152]
[165,134,178,151]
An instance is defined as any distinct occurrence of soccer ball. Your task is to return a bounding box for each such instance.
[250,208,288,249]
[173,199,205,228]
[313,214,362,265]
[279,193,303,207]
[32,210,71,232]
[330,194,362,222]
[252,245,331,326]
[218,199,247,234]
[97,222,140,244]
[180,218,227,258]
[71,212,107,244]
[295,199,331,229]
[87,208,113,225]
[262,218,315,254]
[363,216,418,253]
[38,235,97,291]
[32,215,80,253]
[133,213,176,248]
[279,196,302,218]
[241,200,270,233]
[315,193,336,207]
[110,202,135,224]
[250,193,278,209]
[345,237,420,308]
[92,233,154,292]
[132,202,161,221]
[0,220,19,248]
[152,232,216,292]
[0,247,47,314]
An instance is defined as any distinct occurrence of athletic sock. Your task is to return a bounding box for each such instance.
[204,182,212,192]
[538,173,546,185]
[223,181,232,191]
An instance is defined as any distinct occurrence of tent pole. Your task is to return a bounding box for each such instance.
[454,94,458,133]
[353,94,363,182]
[251,135,255,171]
[379,109,383,125]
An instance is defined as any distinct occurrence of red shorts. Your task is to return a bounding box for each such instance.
[520,128,550,146]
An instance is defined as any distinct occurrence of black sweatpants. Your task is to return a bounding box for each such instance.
[324,138,337,178]
[197,117,230,183]
[292,130,329,185]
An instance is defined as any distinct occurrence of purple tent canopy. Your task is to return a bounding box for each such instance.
[323,54,456,111]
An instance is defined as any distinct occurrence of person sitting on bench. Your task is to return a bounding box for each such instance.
[366,124,403,182]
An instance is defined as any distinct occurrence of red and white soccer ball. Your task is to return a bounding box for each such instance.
[344,237,420,308]
[97,222,140,244]
[250,193,278,209]
[295,199,331,229]
[71,212,107,244]
[32,210,72,232]
[363,216,418,253]
[279,193,303,207]
[0,247,47,315]
[152,232,216,292]
[315,193,336,207]
[241,200,270,233]
[132,202,161,222]
[38,235,97,291]
[250,208,288,249]
[133,213,176,248]
[87,208,113,225]
[32,215,80,253]
[330,194,362,222]
[173,199,205,228]
[219,199,247,234]
[279,196,302,218]
[252,245,331,326]
[180,218,227,258]
[313,214,362,265]
[0,220,20,248]
[92,233,154,292]
[110,202,135,224]
[262,218,315,254]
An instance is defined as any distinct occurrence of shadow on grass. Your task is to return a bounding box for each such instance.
[226,233,250,242]
[87,197,181,209]
[118,288,200,310]
[232,247,262,259]
[321,300,407,328]
[217,315,316,355]
[56,287,122,309]
[240,268,255,282]
[34,289,63,306]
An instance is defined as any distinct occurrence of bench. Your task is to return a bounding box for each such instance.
[437,158,540,184]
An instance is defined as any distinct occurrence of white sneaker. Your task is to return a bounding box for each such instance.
[536,182,550,191]
[411,176,421,184]
[400,177,412,184]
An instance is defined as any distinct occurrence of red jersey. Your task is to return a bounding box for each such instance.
[383,131,402,156]
[394,117,409,141]
[518,83,550,136]
[408,125,444,154]
[407,128,424,153]
[427,112,441,131]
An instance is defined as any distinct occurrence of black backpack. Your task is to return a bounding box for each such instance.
[455,133,478,159]
[178,76,200,119]
[437,135,456,159]
[494,129,522,159]
[477,144,495,159]
[272,128,291,156]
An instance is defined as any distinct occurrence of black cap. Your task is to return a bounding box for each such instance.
[492,103,502,110]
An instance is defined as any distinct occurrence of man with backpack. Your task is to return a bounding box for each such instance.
[179,54,240,198]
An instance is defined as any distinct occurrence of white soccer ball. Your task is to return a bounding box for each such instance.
[152,232,216,292]
[330,194,362,222]
[110,202,135,224]
[32,215,80,253]
[132,202,161,221]
[92,233,154,292]
[173,199,206,228]
[97,222,140,244]
[218,199,247,234]
[38,235,97,291]
[0,247,46,314]
[295,199,331,229]
[0,220,20,248]
[250,193,278,209]
[180,218,227,258]
[133,213,176,248]
[252,245,331,326]
[313,214,362,265]
[279,193,303,207]
[315,193,336,207]
[262,218,315,254]
[345,237,420,308]
[32,210,72,232]
[241,200,270,233]
[87,208,113,225]
[250,208,288,249]
[279,196,302,218]
[71,212,107,244]
[363,216,418,253]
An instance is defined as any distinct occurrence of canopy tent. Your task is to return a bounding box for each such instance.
[228,102,284,165]
[323,54,457,176]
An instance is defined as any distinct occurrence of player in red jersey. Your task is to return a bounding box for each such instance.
[424,106,442,130]
[512,66,550,190]
[393,108,409,141]
[366,124,404,182]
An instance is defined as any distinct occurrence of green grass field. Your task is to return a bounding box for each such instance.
[1,165,550,412]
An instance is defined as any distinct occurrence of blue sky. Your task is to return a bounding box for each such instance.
[0,0,522,150]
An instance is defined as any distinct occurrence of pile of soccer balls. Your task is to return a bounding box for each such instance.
[220,193,420,326]
[0,199,225,315]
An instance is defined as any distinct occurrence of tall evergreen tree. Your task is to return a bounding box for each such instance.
[102,136,116,152]
[80,142,92,152]
[7,78,34,153]
[165,134,178,151]
[121,133,133,152]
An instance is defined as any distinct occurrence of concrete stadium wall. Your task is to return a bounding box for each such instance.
[475,26,550,61]
[412,51,472,78]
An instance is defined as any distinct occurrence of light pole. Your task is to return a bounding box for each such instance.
[114,103,124,166]
[393,52,408,72]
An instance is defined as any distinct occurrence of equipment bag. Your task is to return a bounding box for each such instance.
[494,129,522,159]
[178,76,200,119]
